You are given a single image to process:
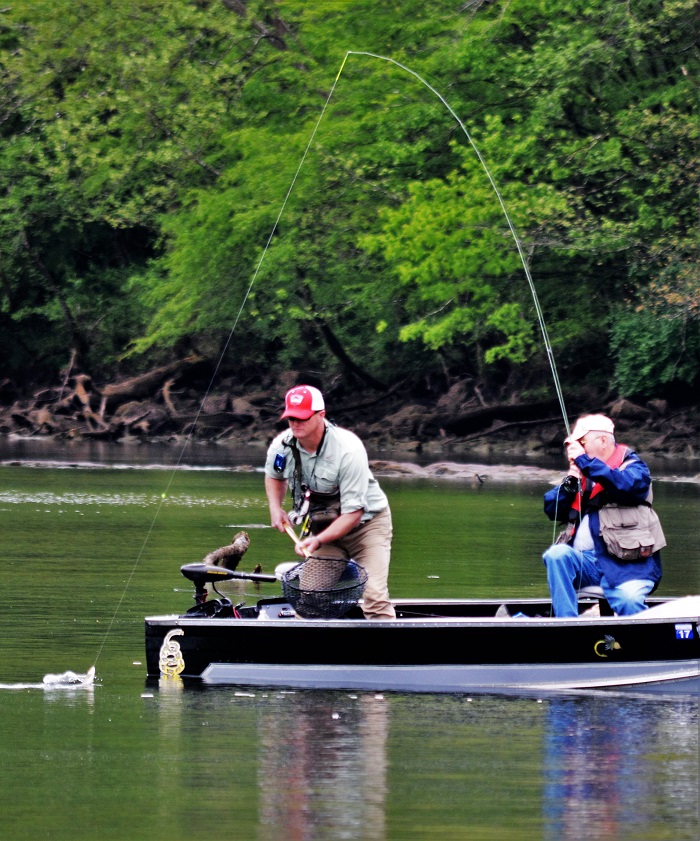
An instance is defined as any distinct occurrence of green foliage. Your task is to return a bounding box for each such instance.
[610,309,700,397]
[611,235,700,396]
[484,304,538,365]
[0,0,698,403]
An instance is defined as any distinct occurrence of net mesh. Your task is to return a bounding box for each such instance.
[281,557,368,619]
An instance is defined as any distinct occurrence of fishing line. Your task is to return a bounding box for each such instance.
[90,57,355,670]
[342,51,571,436]
[93,50,573,669]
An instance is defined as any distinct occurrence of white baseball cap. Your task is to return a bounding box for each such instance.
[565,414,615,444]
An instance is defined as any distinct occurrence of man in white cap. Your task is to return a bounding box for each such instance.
[542,413,665,617]
[264,384,395,619]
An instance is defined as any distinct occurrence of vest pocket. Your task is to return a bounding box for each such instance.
[598,504,665,560]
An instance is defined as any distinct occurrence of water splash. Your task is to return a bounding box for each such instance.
[0,665,96,691]
[0,490,262,508]
[42,665,96,687]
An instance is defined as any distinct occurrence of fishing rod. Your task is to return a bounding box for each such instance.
[90,50,573,675]
[339,51,571,437]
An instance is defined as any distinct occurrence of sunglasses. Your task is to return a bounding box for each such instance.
[287,412,319,423]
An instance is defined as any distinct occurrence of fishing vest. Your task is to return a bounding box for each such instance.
[570,444,666,560]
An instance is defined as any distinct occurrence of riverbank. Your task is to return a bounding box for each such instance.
[2,367,699,481]
[3,372,698,468]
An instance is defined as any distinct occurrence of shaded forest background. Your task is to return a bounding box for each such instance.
[0,1,698,453]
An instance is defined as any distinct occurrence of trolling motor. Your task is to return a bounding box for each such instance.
[179,563,278,618]
[179,558,369,620]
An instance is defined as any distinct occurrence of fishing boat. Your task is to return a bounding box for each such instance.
[144,562,700,694]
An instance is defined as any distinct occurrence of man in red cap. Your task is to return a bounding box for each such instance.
[264,385,395,619]
[542,413,665,617]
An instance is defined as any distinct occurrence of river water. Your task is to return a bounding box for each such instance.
[0,440,697,840]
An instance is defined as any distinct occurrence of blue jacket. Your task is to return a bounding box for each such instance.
[544,448,662,588]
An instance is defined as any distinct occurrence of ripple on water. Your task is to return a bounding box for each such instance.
[0,491,264,508]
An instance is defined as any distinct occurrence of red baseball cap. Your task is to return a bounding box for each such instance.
[280,385,325,420]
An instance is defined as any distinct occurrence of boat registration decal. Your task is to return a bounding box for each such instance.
[159,629,186,677]
[674,623,695,640]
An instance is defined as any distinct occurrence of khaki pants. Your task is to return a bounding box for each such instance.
[308,507,395,620]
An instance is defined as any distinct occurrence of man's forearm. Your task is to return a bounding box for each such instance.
[265,475,289,530]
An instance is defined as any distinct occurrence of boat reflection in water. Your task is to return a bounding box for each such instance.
[147,678,697,839]
[257,692,389,841]
[543,693,699,840]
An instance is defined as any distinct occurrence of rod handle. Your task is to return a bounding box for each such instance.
[283,523,311,557]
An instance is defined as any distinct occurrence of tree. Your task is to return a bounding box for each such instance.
[359,0,700,395]
[0,0,697,407]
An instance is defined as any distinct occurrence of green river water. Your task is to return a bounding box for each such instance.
[0,451,697,840]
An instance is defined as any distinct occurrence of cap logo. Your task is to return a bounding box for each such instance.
[289,394,304,405]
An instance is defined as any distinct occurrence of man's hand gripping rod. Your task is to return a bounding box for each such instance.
[284,523,311,557]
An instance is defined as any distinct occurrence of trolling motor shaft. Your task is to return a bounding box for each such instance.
[181,563,235,605]
[180,563,278,605]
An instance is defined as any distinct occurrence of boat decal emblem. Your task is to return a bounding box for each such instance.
[159,629,185,677]
[594,634,621,658]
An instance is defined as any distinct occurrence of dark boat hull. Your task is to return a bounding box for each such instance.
[145,596,700,693]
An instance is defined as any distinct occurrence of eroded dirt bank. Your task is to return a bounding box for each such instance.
[2,369,698,481]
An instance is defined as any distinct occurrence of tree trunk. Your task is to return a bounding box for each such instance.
[100,356,202,409]
[22,232,90,360]
[295,269,386,390]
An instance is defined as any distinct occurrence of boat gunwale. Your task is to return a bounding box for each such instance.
[144,611,700,629]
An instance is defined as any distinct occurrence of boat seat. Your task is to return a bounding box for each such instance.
[578,585,614,616]
[578,585,605,599]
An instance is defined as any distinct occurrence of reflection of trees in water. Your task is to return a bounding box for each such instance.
[257,693,389,841]
[543,695,699,840]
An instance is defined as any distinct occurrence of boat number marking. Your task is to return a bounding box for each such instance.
[159,629,185,677]
[594,635,621,658]
[674,623,695,640]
